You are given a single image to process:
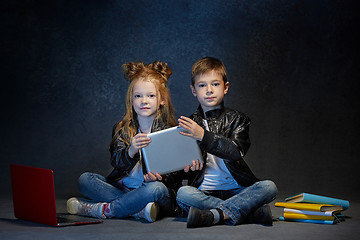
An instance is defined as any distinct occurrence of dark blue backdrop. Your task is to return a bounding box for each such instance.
[1,0,359,200]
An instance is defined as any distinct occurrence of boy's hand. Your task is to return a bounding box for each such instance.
[184,159,203,173]
[144,172,162,182]
[178,116,204,141]
[128,133,151,158]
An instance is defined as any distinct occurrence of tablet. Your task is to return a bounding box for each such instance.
[141,126,203,175]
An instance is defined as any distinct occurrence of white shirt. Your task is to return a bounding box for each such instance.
[199,119,240,191]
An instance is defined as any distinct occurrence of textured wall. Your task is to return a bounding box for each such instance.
[1,0,359,200]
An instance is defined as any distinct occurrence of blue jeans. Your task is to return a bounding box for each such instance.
[176,180,277,225]
[78,172,175,218]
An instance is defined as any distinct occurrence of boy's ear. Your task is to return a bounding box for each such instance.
[190,85,197,96]
[224,82,230,95]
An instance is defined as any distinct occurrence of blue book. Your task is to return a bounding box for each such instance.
[285,193,349,210]
[279,217,334,225]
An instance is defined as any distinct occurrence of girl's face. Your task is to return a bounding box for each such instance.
[132,79,163,119]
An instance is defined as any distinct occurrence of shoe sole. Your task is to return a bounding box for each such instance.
[263,204,273,226]
[148,202,160,222]
[66,197,79,214]
[187,207,200,228]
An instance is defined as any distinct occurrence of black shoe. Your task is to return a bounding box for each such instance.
[246,204,273,226]
[187,207,214,228]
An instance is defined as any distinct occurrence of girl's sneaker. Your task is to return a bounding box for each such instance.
[66,197,106,219]
[131,202,160,222]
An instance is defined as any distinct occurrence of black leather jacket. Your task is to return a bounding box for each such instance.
[187,104,260,188]
[106,118,184,191]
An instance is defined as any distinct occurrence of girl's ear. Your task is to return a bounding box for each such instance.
[160,98,166,106]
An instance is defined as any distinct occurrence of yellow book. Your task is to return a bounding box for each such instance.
[275,202,343,212]
[283,212,334,221]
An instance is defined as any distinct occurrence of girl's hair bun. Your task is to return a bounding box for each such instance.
[150,61,172,83]
[121,62,146,82]
[121,61,172,84]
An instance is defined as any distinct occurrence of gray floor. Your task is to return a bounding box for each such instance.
[1,196,359,240]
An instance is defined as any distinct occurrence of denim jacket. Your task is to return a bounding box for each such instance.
[187,103,260,188]
[106,118,184,191]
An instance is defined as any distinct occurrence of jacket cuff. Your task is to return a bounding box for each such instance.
[125,146,140,161]
[200,130,212,149]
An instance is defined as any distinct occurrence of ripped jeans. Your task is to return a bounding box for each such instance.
[176,180,278,225]
[77,172,175,218]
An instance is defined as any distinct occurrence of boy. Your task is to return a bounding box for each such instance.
[177,57,278,228]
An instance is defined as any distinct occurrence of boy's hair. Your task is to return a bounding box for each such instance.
[110,61,176,146]
[191,57,227,86]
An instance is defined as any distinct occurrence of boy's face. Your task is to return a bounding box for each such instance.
[190,70,229,112]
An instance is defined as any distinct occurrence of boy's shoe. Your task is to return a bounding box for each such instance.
[131,202,160,223]
[246,204,273,226]
[66,197,106,219]
[187,207,214,228]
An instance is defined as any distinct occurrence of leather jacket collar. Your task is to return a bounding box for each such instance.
[196,102,225,120]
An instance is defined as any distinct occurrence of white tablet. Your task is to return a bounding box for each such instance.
[141,126,203,175]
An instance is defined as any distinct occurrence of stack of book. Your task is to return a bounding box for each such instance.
[275,193,350,224]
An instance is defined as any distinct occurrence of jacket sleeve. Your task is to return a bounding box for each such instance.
[109,139,140,173]
[108,125,140,177]
[199,114,251,162]
[161,170,186,192]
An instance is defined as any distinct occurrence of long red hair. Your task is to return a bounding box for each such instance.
[110,61,176,146]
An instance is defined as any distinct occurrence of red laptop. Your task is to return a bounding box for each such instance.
[10,164,103,227]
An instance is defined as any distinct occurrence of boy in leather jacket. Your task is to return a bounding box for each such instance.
[177,57,278,228]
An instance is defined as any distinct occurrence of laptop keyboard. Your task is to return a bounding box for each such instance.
[57,214,79,223]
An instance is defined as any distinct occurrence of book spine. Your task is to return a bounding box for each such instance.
[279,217,334,225]
[275,202,330,211]
[283,212,334,221]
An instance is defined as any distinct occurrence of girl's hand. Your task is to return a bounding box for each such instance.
[178,116,204,141]
[144,172,162,182]
[184,159,203,173]
[128,133,151,158]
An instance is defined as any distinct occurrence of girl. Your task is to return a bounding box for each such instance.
[67,61,197,222]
